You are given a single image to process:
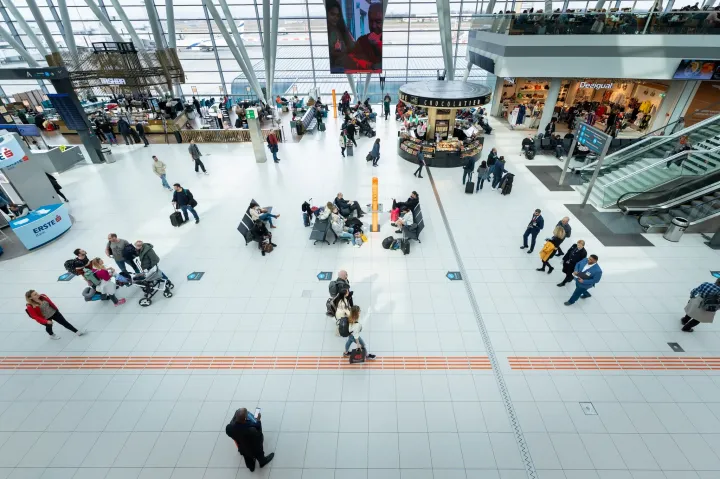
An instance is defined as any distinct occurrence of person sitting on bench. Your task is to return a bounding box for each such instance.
[394,206,414,234]
[249,200,280,228]
[251,220,276,256]
[334,192,365,218]
[521,135,535,154]
[391,191,419,215]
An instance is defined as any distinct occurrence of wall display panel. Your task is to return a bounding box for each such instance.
[325,0,384,73]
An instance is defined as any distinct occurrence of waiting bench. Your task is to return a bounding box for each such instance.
[402,203,425,243]
[299,106,317,134]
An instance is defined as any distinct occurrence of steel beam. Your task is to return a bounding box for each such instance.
[218,0,262,102]
[0,24,40,66]
[262,0,271,98]
[4,0,49,57]
[144,0,166,49]
[436,0,453,80]
[485,0,496,14]
[269,0,280,102]
[166,0,176,48]
[346,74,357,103]
[54,0,77,55]
[362,73,371,101]
[84,0,124,43]
[109,0,145,49]
[203,3,227,97]
[204,0,266,103]
[25,0,59,53]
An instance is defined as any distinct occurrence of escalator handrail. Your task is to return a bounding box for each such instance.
[617,182,688,211]
[601,146,720,190]
[577,109,720,172]
[637,192,720,230]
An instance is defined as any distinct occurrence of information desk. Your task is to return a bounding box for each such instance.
[9,203,71,250]
[397,134,483,168]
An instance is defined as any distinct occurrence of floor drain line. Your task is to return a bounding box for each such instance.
[426,168,538,479]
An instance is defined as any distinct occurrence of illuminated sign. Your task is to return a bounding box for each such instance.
[580,82,614,89]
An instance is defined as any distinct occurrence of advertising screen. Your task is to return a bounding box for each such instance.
[325,0,383,74]
[673,60,720,81]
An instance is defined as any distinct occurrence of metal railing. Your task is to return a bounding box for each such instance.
[471,10,720,36]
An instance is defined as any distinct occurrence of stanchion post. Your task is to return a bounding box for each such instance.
[332,89,337,119]
[371,176,379,232]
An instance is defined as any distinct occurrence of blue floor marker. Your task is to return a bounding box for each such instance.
[58,273,74,281]
[446,271,462,281]
[317,272,332,281]
[187,272,205,281]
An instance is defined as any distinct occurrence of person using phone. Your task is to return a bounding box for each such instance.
[225,407,275,472]
[564,254,602,306]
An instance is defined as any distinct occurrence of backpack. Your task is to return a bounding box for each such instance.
[83,268,101,286]
[64,258,84,274]
[337,317,350,337]
[391,239,402,250]
[329,280,342,297]
[122,243,137,259]
[326,295,338,317]
[382,236,394,249]
[701,294,720,312]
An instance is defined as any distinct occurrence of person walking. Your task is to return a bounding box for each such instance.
[188,140,208,174]
[225,407,275,472]
[680,278,720,332]
[172,183,200,224]
[557,240,587,287]
[342,305,376,359]
[135,240,172,283]
[520,209,544,254]
[665,135,693,169]
[339,131,348,158]
[117,118,134,145]
[462,155,475,185]
[106,234,140,274]
[554,217,572,256]
[101,121,117,145]
[475,160,489,192]
[267,132,280,163]
[45,173,69,202]
[346,121,357,147]
[152,156,172,190]
[383,94,391,120]
[370,138,380,167]
[536,225,566,274]
[564,254,602,306]
[89,258,127,306]
[25,290,84,340]
[414,147,426,178]
[135,121,150,147]
[491,156,507,189]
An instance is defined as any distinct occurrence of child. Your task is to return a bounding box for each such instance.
[476,160,489,192]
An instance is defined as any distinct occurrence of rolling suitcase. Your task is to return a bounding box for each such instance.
[346,144,353,157]
[170,210,184,227]
[465,181,474,194]
[318,122,326,132]
[401,239,410,255]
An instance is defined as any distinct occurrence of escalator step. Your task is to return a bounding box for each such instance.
[714,191,720,198]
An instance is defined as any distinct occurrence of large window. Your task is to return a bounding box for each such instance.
[0,0,492,101]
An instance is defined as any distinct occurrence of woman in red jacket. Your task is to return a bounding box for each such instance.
[25,290,84,340]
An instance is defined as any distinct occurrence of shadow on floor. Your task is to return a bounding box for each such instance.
[565,203,654,247]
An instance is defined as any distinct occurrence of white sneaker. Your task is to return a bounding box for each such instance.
[76,330,86,337]
[50,334,61,340]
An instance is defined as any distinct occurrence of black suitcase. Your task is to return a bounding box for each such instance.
[401,239,410,255]
[465,181,474,194]
[318,122,326,132]
[303,212,311,227]
[170,211,184,227]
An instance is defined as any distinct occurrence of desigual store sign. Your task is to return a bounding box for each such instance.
[579,81,614,89]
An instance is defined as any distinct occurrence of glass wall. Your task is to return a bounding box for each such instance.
[0,0,495,101]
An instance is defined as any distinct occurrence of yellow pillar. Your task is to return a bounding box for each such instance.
[332,89,337,119]
[371,177,379,232]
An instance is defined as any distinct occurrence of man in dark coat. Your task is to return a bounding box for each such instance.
[135,122,149,147]
[225,408,275,472]
[117,118,133,145]
[557,240,587,287]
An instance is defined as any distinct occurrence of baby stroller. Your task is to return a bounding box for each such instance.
[129,265,174,307]
[357,116,376,138]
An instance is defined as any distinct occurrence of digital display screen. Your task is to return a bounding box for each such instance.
[673,60,720,81]
[326,0,383,73]
[577,123,609,155]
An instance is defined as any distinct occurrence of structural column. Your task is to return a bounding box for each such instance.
[84,0,124,43]
[436,0,453,80]
[650,80,686,132]
[246,109,267,163]
[218,0,263,102]
[490,76,504,116]
[595,0,606,9]
[666,80,701,128]
[538,78,561,134]
[56,0,78,55]
[4,0,48,57]
[26,0,59,53]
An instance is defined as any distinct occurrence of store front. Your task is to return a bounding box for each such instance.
[499,78,670,136]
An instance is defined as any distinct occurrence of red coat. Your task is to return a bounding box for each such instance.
[25,295,58,325]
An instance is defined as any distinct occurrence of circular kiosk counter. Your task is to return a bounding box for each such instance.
[396,80,492,168]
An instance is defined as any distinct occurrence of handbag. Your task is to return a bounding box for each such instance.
[390,208,400,222]
[366,153,373,162]
[361,234,368,242]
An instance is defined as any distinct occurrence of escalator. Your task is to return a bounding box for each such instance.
[574,109,720,209]
[616,175,720,233]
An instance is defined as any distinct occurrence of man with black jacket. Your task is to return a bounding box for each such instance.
[335,192,365,218]
[345,121,358,147]
[135,121,149,147]
[225,408,275,472]
[462,156,475,185]
[555,217,572,256]
[117,118,133,145]
[520,209,544,254]
[172,183,200,224]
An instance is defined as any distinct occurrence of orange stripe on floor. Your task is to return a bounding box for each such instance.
[0,356,493,370]
[508,356,720,371]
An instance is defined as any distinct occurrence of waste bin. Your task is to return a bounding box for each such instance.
[663,217,689,242]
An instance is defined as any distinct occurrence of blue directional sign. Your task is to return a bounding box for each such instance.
[317,272,333,281]
[577,123,610,155]
[58,273,74,281]
[446,271,463,281]
[187,272,205,281]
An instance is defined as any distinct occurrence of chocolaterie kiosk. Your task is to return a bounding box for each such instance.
[397,81,492,168]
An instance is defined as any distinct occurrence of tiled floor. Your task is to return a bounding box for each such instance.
[0,106,719,479]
